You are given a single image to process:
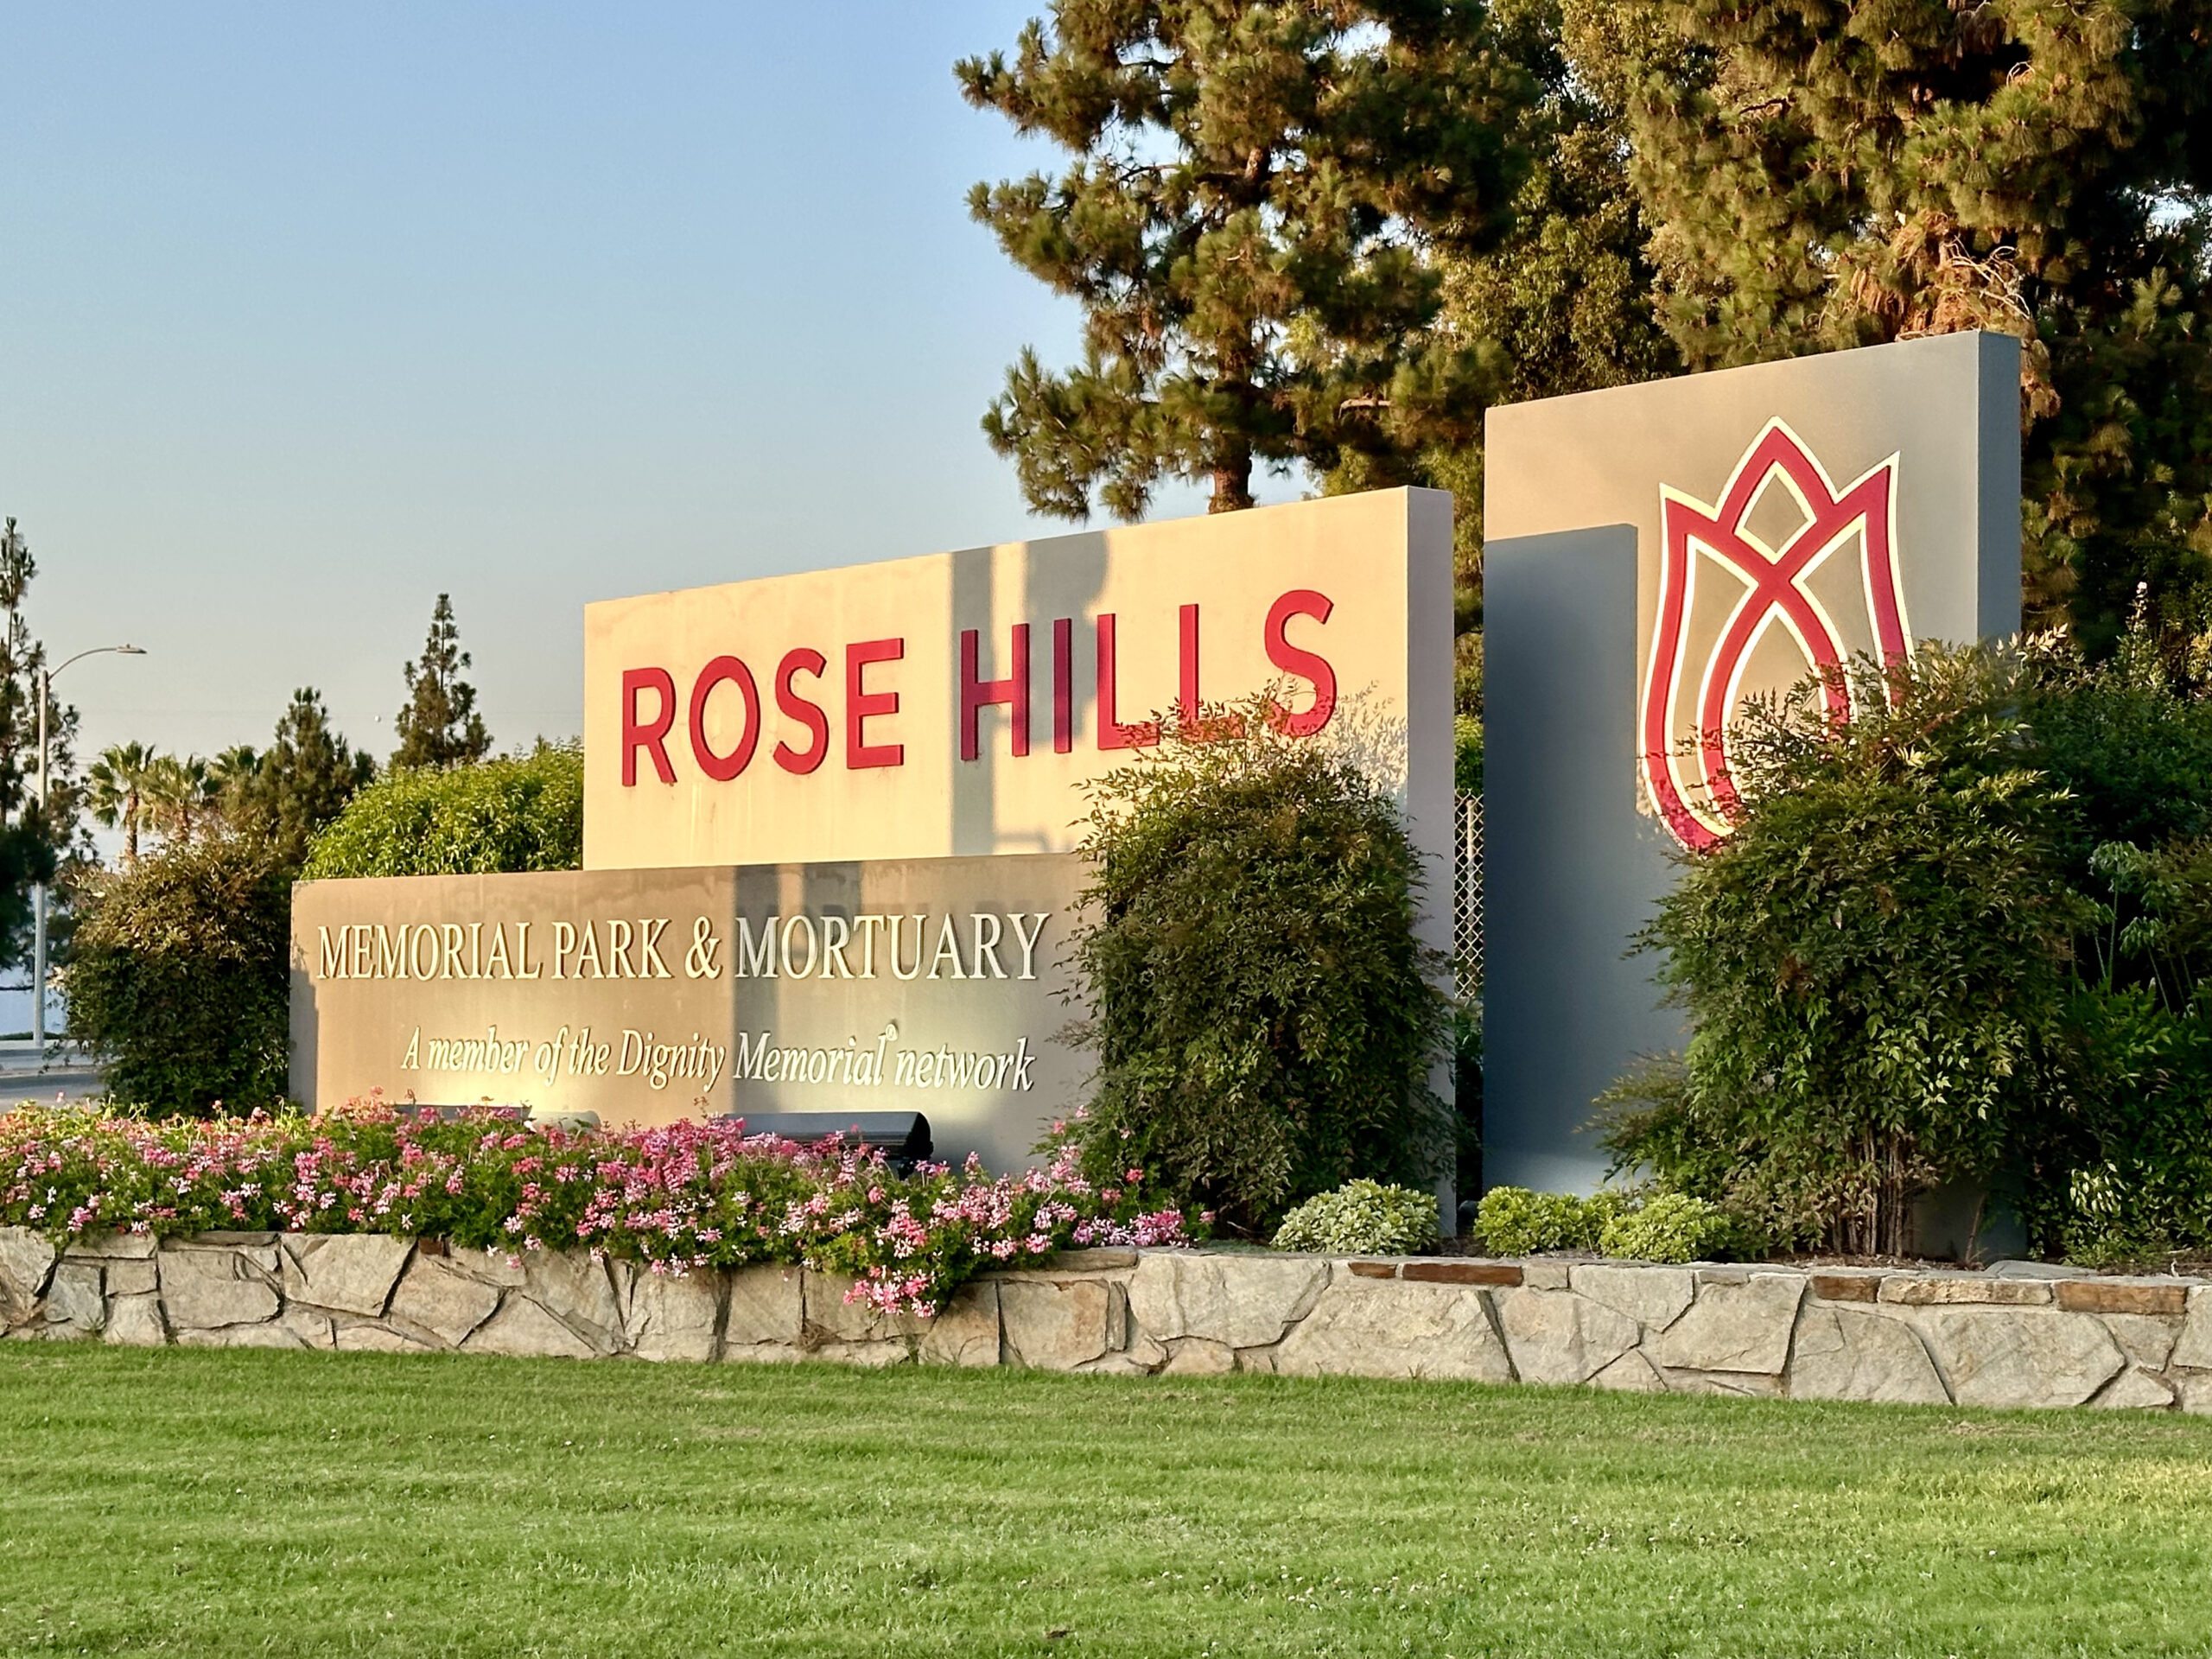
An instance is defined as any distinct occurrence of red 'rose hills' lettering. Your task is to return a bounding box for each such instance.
[845,638,904,769]
[1093,613,1160,751]
[687,655,760,781]
[622,667,677,785]
[1051,616,1074,754]
[1176,601,1244,740]
[773,647,830,775]
[613,588,1339,786]
[1263,588,1338,737]
[960,624,1030,760]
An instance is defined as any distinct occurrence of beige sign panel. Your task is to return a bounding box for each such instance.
[289,855,1086,1174]
[581,487,1456,887]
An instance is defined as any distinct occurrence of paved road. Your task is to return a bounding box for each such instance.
[0,1060,106,1106]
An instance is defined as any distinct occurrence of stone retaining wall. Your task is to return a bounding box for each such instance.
[6,1226,2210,1410]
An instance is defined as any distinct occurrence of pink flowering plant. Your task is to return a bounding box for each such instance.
[0,1099,1197,1315]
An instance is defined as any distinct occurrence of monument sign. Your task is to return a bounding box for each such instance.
[292,488,1455,1170]
[1481,331,2024,1191]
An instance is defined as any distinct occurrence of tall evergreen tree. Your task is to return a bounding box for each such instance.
[1327,0,1677,650]
[1579,0,2212,645]
[392,594,492,770]
[240,689,375,865]
[959,1,1535,518]
[0,519,83,968]
[1433,0,1675,417]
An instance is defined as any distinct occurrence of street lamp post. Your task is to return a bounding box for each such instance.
[34,645,146,1062]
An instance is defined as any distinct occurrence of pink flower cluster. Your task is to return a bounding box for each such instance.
[0,1101,1197,1316]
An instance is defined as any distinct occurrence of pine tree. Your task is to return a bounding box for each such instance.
[1434,0,1675,417]
[1327,0,1677,653]
[959,1,1535,518]
[232,690,375,865]
[0,519,81,968]
[1580,0,2212,645]
[392,595,492,770]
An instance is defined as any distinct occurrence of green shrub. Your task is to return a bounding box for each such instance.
[63,832,292,1116]
[1452,1000,1482,1192]
[1609,628,2212,1262]
[1582,1185,1637,1241]
[2025,639,2212,864]
[1596,1192,1733,1263]
[1453,713,1484,797]
[1273,1179,1440,1255]
[2009,630,2212,1257]
[1472,1186,1599,1255]
[302,745,582,879]
[1059,696,1452,1234]
[2024,979,2212,1262]
[1473,1184,1732,1261]
[1605,646,2091,1255]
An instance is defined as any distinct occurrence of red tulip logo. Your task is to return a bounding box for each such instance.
[1642,420,1910,849]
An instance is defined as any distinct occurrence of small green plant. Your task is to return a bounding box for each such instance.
[1596,1192,1734,1263]
[1273,1179,1440,1255]
[1474,1184,1732,1261]
[1472,1186,1599,1255]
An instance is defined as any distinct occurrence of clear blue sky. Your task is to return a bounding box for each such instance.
[0,4,1286,771]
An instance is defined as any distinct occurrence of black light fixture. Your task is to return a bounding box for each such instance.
[725,1110,933,1170]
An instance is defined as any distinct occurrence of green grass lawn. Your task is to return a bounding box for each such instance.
[3,1349,2211,1657]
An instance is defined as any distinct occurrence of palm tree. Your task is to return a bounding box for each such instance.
[207,745,263,823]
[142,753,219,846]
[87,741,157,864]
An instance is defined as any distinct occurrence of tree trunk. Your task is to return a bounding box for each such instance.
[1209,453,1254,513]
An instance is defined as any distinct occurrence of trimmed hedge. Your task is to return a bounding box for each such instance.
[302,746,582,879]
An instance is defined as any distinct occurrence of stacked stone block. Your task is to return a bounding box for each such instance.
[5,1226,2210,1412]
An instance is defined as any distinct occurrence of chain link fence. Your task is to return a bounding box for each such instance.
[1453,791,1482,989]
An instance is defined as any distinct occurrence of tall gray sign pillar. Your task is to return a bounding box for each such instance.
[1482,332,2023,1192]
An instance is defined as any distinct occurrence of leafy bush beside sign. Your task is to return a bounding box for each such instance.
[64,833,293,1116]
[1610,626,2212,1263]
[1607,648,2088,1255]
[1057,696,1452,1235]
